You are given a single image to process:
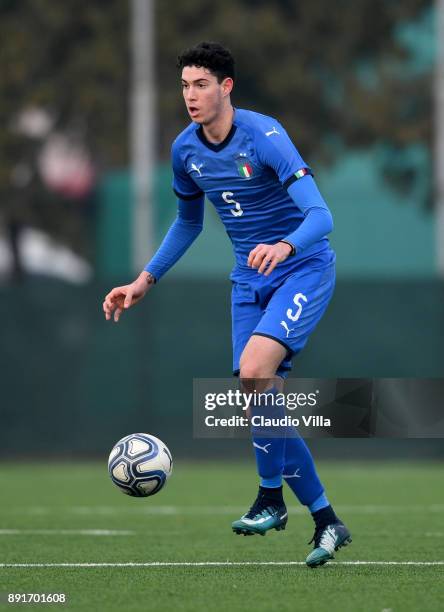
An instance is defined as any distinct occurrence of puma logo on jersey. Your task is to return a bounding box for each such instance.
[190,162,204,177]
[253,442,271,454]
[280,320,295,338]
[265,126,280,136]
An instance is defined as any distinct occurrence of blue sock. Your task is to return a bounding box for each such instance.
[260,474,283,488]
[251,387,285,488]
[283,433,325,506]
[309,492,330,513]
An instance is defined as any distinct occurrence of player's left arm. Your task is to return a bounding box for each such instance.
[248,122,333,275]
[248,180,333,274]
[281,175,333,253]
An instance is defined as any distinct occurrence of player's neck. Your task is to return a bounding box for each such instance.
[201,105,234,144]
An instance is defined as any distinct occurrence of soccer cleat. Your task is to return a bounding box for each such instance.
[232,491,288,536]
[305,522,352,568]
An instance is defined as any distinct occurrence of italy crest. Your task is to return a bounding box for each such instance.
[236,156,254,179]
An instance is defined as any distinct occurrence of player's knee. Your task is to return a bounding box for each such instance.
[239,361,272,380]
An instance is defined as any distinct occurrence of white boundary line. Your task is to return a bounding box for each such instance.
[0,561,443,568]
[0,530,134,536]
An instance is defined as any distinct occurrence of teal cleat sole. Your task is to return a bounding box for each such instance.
[232,522,287,536]
[231,495,288,537]
[306,532,352,568]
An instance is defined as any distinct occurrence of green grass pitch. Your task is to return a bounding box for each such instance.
[0,461,443,611]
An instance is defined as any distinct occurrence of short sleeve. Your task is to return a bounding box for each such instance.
[171,141,204,200]
[255,121,313,190]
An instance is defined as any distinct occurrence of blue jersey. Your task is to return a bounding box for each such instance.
[171,108,330,280]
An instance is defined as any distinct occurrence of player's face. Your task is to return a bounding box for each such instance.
[181,65,231,125]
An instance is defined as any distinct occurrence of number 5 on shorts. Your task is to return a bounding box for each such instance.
[286,293,308,322]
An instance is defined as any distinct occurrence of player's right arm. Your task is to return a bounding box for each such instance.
[103,271,156,322]
[103,139,204,322]
[103,194,204,322]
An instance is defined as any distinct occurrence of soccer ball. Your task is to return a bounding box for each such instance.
[108,433,173,497]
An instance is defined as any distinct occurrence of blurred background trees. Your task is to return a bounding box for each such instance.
[158,0,432,163]
[0,0,433,267]
[0,0,129,273]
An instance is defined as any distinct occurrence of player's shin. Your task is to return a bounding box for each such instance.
[283,433,324,506]
[250,385,286,490]
[232,383,288,535]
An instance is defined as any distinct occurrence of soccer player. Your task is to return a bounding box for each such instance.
[103,42,352,567]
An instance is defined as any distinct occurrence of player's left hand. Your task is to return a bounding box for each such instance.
[247,241,293,276]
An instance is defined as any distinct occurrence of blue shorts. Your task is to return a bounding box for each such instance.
[231,250,336,377]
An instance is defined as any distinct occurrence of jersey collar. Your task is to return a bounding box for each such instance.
[196,123,237,152]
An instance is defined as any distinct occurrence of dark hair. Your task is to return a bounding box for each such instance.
[177,42,235,83]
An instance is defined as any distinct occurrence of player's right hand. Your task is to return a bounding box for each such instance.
[103,271,155,322]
